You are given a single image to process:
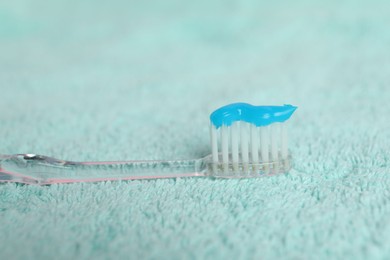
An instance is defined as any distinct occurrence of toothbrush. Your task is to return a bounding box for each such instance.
[0,103,297,185]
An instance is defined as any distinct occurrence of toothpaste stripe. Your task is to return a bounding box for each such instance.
[210,103,297,128]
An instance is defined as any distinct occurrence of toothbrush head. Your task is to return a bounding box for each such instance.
[208,103,297,178]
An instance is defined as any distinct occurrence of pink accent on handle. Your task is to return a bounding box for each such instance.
[44,172,205,184]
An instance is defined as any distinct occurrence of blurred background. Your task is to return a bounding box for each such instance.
[1,0,389,162]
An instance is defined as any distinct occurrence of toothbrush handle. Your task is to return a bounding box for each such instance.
[0,154,207,185]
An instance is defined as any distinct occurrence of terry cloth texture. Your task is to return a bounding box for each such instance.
[1,0,390,259]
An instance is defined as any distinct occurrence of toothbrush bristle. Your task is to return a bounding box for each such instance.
[209,121,291,177]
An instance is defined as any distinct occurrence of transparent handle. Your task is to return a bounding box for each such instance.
[0,154,208,185]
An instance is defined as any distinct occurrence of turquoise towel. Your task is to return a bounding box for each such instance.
[1,0,390,259]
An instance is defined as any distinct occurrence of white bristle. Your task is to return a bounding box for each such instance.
[260,126,269,162]
[210,119,290,176]
[210,124,219,163]
[240,122,249,167]
[281,123,288,159]
[270,124,278,161]
[221,125,229,165]
[231,122,239,167]
[250,125,259,164]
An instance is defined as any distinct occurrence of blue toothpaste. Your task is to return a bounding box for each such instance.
[210,103,297,128]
